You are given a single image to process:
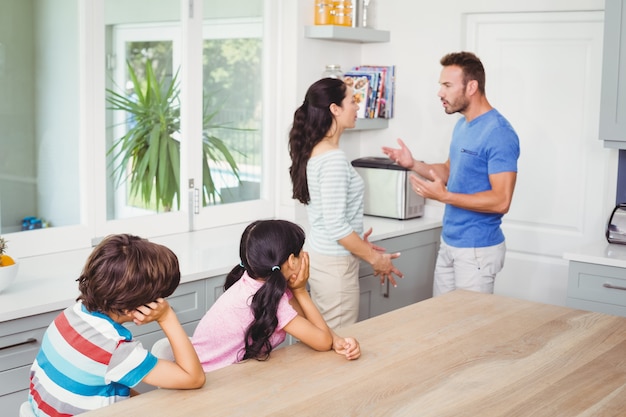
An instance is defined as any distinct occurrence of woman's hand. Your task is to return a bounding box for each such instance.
[371,252,403,287]
[332,335,361,360]
[363,227,385,253]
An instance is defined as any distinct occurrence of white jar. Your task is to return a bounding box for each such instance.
[322,64,344,79]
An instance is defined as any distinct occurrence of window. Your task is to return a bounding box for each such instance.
[201,19,263,207]
[100,0,272,238]
[2,0,276,258]
[0,0,90,257]
[107,24,181,219]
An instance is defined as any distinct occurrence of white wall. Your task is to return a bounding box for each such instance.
[284,0,606,164]
[278,0,614,305]
[282,0,604,215]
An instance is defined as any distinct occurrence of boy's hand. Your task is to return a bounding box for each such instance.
[287,251,310,292]
[332,336,361,360]
[131,298,172,326]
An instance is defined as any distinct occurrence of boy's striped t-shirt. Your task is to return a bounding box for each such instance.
[28,302,157,416]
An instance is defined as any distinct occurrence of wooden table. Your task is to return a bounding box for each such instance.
[82,290,626,416]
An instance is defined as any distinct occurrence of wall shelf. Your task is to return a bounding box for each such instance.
[352,118,389,131]
[304,25,390,43]
[305,24,391,132]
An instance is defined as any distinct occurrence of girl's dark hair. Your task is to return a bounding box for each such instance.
[288,77,347,204]
[224,219,306,361]
[440,51,486,94]
[77,234,180,315]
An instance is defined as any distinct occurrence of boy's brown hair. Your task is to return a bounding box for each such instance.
[76,234,180,315]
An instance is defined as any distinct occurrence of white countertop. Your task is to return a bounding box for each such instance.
[563,240,626,269]
[0,215,442,323]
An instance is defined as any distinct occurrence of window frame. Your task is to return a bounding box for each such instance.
[6,0,279,258]
[193,16,274,230]
[98,1,276,239]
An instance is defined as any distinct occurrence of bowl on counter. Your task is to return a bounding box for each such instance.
[0,258,19,293]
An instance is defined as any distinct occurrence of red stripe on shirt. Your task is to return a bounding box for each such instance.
[30,379,74,417]
[55,311,112,364]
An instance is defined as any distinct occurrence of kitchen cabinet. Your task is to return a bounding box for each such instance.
[205,274,226,307]
[566,261,626,317]
[599,0,626,148]
[0,310,59,415]
[358,227,441,321]
[304,25,391,132]
[125,279,207,346]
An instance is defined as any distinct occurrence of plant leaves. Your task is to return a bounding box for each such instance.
[106,58,252,210]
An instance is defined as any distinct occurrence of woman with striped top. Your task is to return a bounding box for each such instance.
[288,77,403,329]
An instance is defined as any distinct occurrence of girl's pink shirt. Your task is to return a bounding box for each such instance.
[191,272,297,372]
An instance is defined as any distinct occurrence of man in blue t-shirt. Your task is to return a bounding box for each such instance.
[383,51,520,296]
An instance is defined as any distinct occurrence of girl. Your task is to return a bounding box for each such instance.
[288,77,402,329]
[191,220,360,372]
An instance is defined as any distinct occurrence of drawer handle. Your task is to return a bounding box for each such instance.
[0,337,37,351]
[603,283,626,291]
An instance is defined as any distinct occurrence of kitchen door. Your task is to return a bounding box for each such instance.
[465,11,615,305]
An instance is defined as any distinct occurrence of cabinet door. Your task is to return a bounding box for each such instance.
[566,261,626,317]
[358,228,441,321]
[358,273,388,321]
[599,0,626,146]
[124,279,206,339]
[205,274,226,308]
[0,387,27,417]
[0,309,60,416]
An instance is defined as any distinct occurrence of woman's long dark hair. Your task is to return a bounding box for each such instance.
[224,219,306,361]
[288,78,347,204]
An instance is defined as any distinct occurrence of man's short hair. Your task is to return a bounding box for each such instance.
[440,51,486,94]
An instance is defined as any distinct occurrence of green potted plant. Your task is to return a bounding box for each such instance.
[106,59,243,211]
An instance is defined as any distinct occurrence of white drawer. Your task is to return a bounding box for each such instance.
[0,310,59,372]
[0,385,27,417]
[0,364,30,397]
[567,261,626,310]
[0,311,59,407]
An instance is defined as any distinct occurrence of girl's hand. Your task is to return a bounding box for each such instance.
[287,251,310,292]
[332,336,361,360]
[131,298,171,326]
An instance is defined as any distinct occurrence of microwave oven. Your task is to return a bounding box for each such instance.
[351,157,424,220]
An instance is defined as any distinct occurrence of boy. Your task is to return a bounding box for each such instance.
[27,234,205,416]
